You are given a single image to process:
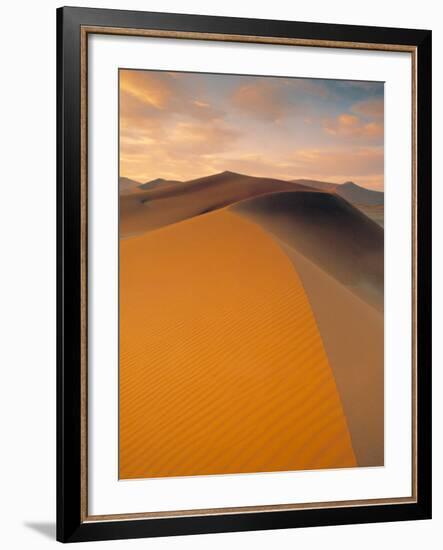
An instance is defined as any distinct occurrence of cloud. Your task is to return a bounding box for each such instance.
[351,98,384,118]
[287,78,330,98]
[120,70,223,122]
[120,117,241,182]
[231,80,290,121]
[202,147,384,189]
[168,121,240,154]
[322,98,384,141]
[323,113,383,139]
[119,70,237,181]
[120,70,176,110]
[290,146,383,179]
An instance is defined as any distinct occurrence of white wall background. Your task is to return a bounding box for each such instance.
[0,1,439,548]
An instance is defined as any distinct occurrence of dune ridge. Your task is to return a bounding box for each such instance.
[120,172,384,236]
[119,171,314,237]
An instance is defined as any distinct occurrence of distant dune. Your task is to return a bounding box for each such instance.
[232,191,384,311]
[138,177,182,190]
[292,179,384,206]
[119,176,141,195]
[338,182,384,206]
[120,171,313,237]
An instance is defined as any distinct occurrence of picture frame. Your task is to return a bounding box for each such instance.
[57,6,432,543]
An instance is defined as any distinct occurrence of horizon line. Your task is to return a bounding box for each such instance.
[119,170,384,192]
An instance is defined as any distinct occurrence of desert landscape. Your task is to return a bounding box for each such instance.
[119,69,384,479]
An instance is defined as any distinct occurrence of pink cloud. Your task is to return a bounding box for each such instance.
[231,81,288,121]
[324,113,383,139]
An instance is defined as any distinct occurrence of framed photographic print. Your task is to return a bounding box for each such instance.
[57,6,432,543]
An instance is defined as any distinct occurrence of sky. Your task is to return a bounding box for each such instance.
[119,69,384,191]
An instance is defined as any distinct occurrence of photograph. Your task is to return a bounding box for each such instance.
[119,69,385,480]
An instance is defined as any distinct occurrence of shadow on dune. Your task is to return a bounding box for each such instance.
[292,179,384,207]
[231,191,384,311]
[230,191,385,465]
[277,243,384,466]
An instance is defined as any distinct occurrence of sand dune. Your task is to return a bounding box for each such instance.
[291,179,337,193]
[232,191,384,311]
[247,236,384,466]
[119,176,142,195]
[120,171,313,237]
[119,174,384,477]
[120,209,357,479]
[292,178,384,207]
[354,204,384,227]
[338,182,384,206]
[139,177,182,190]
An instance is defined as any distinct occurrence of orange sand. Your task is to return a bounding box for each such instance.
[267,241,383,466]
[119,209,356,479]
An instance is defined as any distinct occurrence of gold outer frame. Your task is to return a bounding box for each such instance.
[79,26,418,523]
